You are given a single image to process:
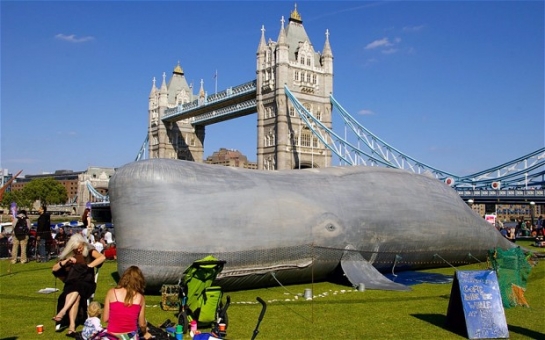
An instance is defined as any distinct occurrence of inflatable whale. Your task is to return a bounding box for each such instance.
[108,159,515,291]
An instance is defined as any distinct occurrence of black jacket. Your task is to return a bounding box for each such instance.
[36,213,52,239]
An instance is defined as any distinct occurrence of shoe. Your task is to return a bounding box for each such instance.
[56,324,67,332]
[10,260,17,264]
[66,330,77,337]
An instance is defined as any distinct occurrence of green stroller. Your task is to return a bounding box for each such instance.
[177,255,230,337]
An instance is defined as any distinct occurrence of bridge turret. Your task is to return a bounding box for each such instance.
[257,24,266,54]
[148,77,158,111]
[255,4,333,170]
[159,72,168,108]
[321,29,334,95]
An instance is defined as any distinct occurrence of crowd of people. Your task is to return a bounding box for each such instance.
[3,207,154,338]
[497,215,544,242]
[0,206,117,263]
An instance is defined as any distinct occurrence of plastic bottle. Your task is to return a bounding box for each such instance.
[175,324,183,340]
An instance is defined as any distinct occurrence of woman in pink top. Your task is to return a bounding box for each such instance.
[103,266,150,339]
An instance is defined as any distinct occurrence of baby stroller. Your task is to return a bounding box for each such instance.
[177,255,230,336]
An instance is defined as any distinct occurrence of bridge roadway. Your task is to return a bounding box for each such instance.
[162,80,257,125]
[458,188,545,204]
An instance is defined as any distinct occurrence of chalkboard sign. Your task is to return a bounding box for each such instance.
[445,270,509,339]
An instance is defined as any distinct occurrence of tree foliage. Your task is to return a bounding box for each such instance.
[0,190,33,211]
[23,177,68,206]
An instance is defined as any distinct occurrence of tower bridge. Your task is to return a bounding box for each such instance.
[136,5,545,209]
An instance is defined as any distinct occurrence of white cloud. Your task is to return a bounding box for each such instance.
[382,48,398,55]
[365,38,392,50]
[365,37,401,55]
[55,34,94,43]
[403,25,425,32]
[358,109,375,115]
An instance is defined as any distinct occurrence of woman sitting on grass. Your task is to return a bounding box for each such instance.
[102,265,153,339]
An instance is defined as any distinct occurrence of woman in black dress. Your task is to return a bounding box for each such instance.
[51,233,105,337]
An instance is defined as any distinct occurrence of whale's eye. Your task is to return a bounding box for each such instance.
[326,224,336,232]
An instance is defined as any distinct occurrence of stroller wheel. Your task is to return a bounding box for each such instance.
[177,310,189,334]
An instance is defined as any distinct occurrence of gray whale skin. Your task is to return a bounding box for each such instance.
[109,158,515,292]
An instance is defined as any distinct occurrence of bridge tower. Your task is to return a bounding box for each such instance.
[148,63,205,162]
[256,5,333,170]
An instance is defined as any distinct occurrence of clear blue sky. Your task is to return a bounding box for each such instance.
[1,1,543,177]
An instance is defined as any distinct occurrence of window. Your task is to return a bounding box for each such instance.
[289,107,295,117]
[313,137,319,148]
[294,71,299,81]
[301,128,311,147]
[267,129,275,146]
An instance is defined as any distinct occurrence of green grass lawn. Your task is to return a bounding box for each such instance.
[1,241,544,339]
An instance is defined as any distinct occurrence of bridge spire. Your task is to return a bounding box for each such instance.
[322,29,333,58]
[257,25,266,52]
[277,16,287,45]
[290,3,302,23]
[199,79,205,98]
[173,61,184,75]
[159,72,168,107]
[149,77,157,97]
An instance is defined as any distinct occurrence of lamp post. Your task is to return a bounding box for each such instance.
[530,201,535,228]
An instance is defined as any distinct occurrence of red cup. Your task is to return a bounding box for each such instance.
[218,323,226,332]
[36,324,44,334]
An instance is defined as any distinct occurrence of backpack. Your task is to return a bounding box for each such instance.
[14,217,29,240]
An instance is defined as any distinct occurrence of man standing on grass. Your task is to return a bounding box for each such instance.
[36,206,52,262]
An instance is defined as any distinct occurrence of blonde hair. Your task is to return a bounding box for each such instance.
[59,233,91,259]
[87,301,102,317]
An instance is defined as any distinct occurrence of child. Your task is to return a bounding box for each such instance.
[81,301,103,340]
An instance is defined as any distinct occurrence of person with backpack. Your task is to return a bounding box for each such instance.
[11,209,30,264]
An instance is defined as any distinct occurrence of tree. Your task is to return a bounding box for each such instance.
[23,177,68,206]
[0,190,33,212]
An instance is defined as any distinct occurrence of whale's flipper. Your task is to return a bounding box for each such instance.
[341,246,411,291]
